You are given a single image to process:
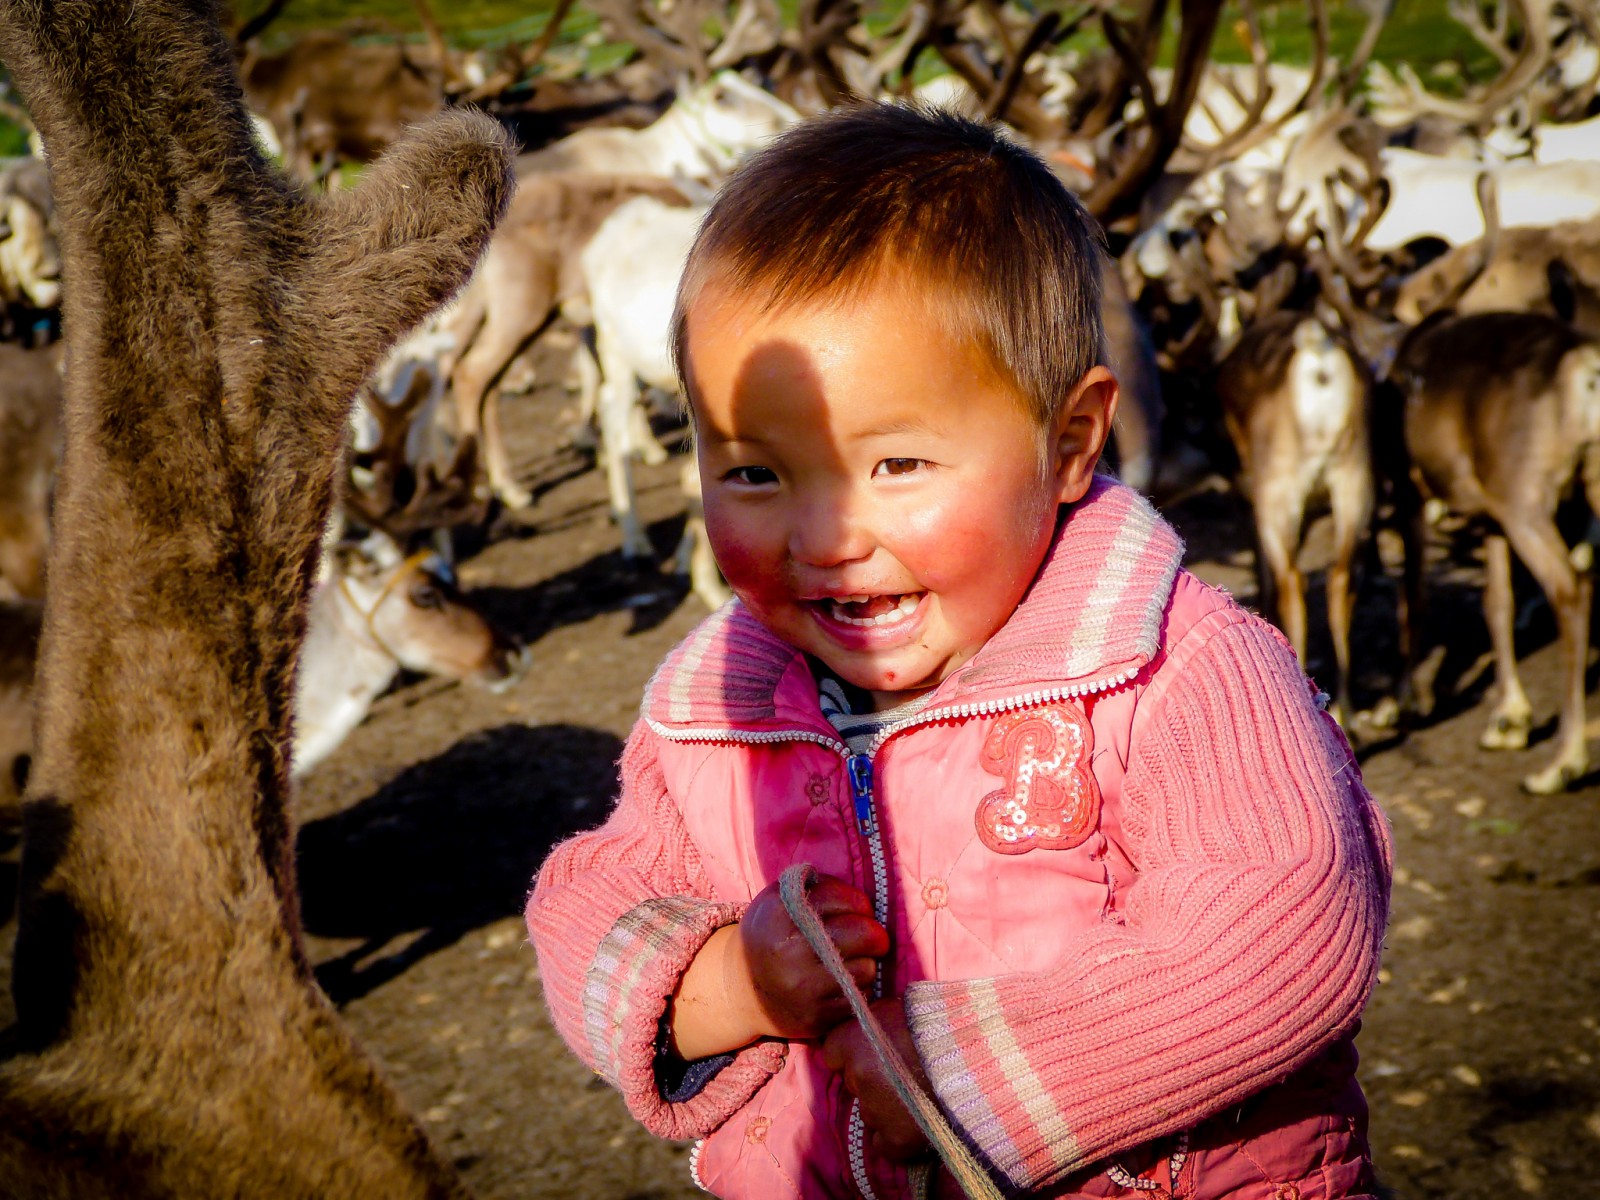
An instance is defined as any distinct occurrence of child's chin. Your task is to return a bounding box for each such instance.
[821,656,935,703]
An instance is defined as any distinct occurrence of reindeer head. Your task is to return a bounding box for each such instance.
[678,69,801,176]
[0,158,59,309]
[334,534,526,689]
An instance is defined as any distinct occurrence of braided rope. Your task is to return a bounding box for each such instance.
[778,864,1006,1200]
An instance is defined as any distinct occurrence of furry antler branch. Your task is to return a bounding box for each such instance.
[0,0,513,1194]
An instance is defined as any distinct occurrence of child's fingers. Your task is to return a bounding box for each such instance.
[806,874,875,919]
[822,911,891,962]
[842,955,879,992]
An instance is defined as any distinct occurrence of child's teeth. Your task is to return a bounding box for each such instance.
[826,593,921,627]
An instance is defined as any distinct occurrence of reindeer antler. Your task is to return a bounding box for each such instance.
[348,378,491,537]
[1183,0,1333,178]
[589,0,716,81]
[1371,0,1558,129]
[1082,0,1226,227]
[0,0,511,1191]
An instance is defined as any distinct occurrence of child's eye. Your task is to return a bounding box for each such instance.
[724,465,778,486]
[873,458,925,477]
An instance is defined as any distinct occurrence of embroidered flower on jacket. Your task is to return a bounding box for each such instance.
[746,1116,772,1144]
[805,772,831,805]
[921,877,949,910]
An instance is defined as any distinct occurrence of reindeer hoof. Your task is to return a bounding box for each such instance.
[1479,712,1531,751]
[620,537,656,561]
[1360,696,1401,732]
[495,482,535,511]
[1523,757,1587,795]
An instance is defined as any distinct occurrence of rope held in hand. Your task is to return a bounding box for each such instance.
[778,863,1006,1200]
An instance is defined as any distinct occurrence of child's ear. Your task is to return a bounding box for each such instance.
[1050,365,1120,504]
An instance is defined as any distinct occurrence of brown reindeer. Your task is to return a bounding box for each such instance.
[442,170,688,508]
[1216,310,1373,726]
[241,30,449,182]
[0,1,512,1195]
[1393,312,1600,795]
[1393,215,1600,335]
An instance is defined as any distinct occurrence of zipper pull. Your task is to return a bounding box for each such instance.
[847,754,876,836]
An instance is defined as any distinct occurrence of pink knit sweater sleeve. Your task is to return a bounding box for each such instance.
[525,723,787,1139]
[903,616,1392,1192]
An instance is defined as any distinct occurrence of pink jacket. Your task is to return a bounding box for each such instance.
[527,479,1392,1199]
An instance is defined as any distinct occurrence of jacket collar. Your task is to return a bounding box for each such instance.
[644,476,1185,734]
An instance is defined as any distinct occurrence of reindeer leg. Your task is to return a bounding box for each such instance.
[448,261,553,510]
[1498,515,1592,793]
[631,392,672,467]
[1480,532,1535,752]
[1327,456,1375,729]
[687,516,732,609]
[569,333,601,454]
[673,458,730,609]
[479,378,530,510]
[1256,485,1309,666]
[596,329,655,561]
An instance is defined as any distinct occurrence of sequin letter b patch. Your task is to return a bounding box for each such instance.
[975,704,1100,854]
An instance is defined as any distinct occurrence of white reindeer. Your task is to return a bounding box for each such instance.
[443,76,800,511]
[293,534,525,775]
[4,535,527,799]
[0,156,60,313]
[517,70,799,183]
[579,194,733,609]
[1363,149,1600,250]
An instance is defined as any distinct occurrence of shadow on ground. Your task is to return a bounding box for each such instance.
[469,511,694,647]
[297,721,623,1003]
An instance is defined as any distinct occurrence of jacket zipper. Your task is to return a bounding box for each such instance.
[647,665,1139,1200]
[846,753,889,941]
[862,669,1140,755]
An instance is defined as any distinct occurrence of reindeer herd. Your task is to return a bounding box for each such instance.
[3,0,1600,1192]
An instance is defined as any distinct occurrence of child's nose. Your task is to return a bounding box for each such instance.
[788,494,874,568]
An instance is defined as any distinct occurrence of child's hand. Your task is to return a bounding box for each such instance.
[739,873,888,1040]
[821,998,933,1163]
[669,874,887,1060]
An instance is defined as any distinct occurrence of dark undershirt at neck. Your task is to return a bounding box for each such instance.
[809,658,932,756]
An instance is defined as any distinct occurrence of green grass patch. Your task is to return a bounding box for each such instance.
[228,0,1497,72]
[1467,818,1522,837]
[0,119,28,156]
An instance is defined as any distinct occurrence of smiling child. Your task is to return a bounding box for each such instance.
[527,103,1392,1200]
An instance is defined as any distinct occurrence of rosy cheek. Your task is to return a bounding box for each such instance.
[884,482,1054,600]
[888,498,1008,588]
[702,510,782,600]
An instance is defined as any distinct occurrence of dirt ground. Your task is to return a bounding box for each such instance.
[3,366,1598,1199]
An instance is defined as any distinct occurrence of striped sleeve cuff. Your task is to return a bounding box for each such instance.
[584,896,787,1139]
[905,978,1088,1192]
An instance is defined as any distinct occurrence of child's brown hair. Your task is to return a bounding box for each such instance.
[671,101,1107,429]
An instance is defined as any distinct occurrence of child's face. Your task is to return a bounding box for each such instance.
[682,272,1117,711]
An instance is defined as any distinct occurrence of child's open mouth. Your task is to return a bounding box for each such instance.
[818,593,923,628]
